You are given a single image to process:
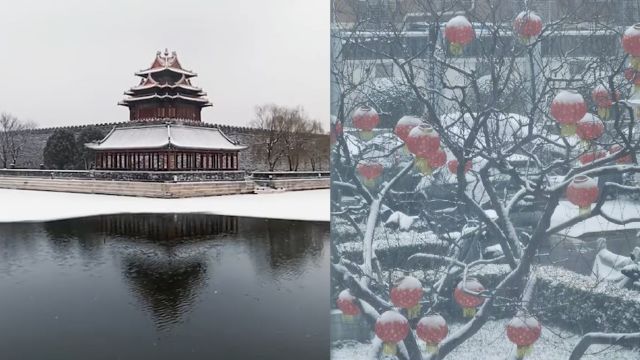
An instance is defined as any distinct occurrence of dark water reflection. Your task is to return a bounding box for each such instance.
[0,214,329,360]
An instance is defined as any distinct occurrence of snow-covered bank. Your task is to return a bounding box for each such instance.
[0,189,329,222]
[331,319,640,360]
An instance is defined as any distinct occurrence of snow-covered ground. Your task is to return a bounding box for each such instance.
[0,188,329,222]
[331,319,640,360]
[551,199,640,237]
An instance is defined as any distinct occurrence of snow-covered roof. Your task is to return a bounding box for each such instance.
[118,94,212,106]
[136,50,197,78]
[85,124,247,151]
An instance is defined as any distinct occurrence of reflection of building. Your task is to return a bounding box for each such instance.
[92,214,238,241]
[86,49,246,171]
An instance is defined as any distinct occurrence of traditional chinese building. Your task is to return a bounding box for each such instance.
[86,49,246,171]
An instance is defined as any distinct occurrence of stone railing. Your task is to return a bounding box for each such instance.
[0,169,247,182]
[251,171,330,179]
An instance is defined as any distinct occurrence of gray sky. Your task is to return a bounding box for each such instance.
[0,0,329,128]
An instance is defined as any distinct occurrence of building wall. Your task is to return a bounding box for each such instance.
[16,122,330,172]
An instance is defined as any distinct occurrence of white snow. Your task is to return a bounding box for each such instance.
[418,314,447,328]
[396,116,423,127]
[395,276,421,290]
[553,90,585,104]
[377,310,408,325]
[0,188,329,222]
[446,15,472,29]
[507,315,540,330]
[332,319,640,360]
[578,113,602,125]
[550,199,640,237]
[338,289,356,301]
[515,11,541,23]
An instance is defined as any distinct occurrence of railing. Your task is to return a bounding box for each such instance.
[0,169,247,182]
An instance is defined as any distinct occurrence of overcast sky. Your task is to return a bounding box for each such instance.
[0,0,328,128]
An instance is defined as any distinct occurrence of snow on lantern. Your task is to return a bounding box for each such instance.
[394,116,423,144]
[550,90,587,136]
[610,144,633,164]
[356,162,383,189]
[447,158,472,175]
[445,16,474,55]
[416,314,448,354]
[336,289,359,321]
[566,175,599,215]
[506,315,542,359]
[375,311,409,356]
[575,113,604,144]
[513,11,542,44]
[352,106,380,140]
[591,85,618,119]
[623,24,640,70]
[390,276,423,319]
[406,125,443,176]
[454,278,485,318]
[578,149,607,166]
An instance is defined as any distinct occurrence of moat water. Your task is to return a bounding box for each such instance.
[0,214,329,360]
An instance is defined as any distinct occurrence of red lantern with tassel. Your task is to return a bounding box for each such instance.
[566,175,599,215]
[394,116,423,143]
[375,311,409,356]
[390,276,423,319]
[352,106,379,140]
[506,315,542,359]
[448,158,472,174]
[356,162,383,189]
[591,85,618,119]
[622,24,640,70]
[336,289,360,321]
[513,11,542,44]
[610,144,633,164]
[576,113,604,143]
[454,278,485,318]
[406,125,445,176]
[550,90,587,136]
[416,314,448,354]
[445,16,474,55]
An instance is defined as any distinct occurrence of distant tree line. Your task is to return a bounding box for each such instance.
[251,104,329,171]
[0,113,37,168]
[43,126,105,170]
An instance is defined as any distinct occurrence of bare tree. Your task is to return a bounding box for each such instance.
[0,113,37,168]
[332,1,640,359]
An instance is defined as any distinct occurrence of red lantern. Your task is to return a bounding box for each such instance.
[576,113,604,142]
[610,144,633,164]
[566,175,599,215]
[352,106,379,140]
[623,24,640,69]
[390,276,423,319]
[591,85,619,119]
[394,116,423,143]
[454,278,485,318]
[506,315,542,359]
[445,16,474,55]
[447,159,472,174]
[406,125,445,176]
[357,162,383,189]
[417,314,448,354]
[375,311,409,356]
[336,289,360,321]
[513,11,542,43]
[550,90,587,136]
[578,149,607,166]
